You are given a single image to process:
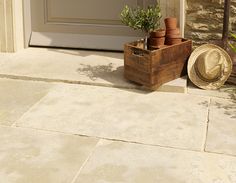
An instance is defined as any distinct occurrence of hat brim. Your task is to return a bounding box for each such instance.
[187,44,232,90]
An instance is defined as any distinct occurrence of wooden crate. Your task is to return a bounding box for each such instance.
[124,39,192,90]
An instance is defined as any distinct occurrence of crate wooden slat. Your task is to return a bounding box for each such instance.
[124,39,192,90]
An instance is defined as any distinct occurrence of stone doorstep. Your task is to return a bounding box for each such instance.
[0,74,187,94]
[0,47,187,93]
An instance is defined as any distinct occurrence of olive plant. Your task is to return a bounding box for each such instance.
[120,4,162,49]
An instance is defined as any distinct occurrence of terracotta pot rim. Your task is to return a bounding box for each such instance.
[166,28,180,33]
[150,29,166,38]
[166,35,181,38]
[148,37,166,46]
[164,17,177,23]
[164,17,177,20]
[164,17,178,29]
[149,37,166,40]
[152,28,165,31]
[165,38,182,45]
[166,38,182,40]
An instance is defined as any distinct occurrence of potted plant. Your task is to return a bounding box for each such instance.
[120,4,163,49]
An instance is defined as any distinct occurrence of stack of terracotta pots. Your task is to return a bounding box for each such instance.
[148,29,166,49]
[164,17,182,45]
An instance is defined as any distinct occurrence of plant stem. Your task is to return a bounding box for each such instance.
[222,0,231,49]
[144,36,148,49]
[144,32,149,50]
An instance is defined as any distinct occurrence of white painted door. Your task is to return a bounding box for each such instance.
[30,0,182,50]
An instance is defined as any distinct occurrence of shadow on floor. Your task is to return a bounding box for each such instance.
[43,47,124,60]
[76,63,151,94]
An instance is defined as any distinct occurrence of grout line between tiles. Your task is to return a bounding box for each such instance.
[202,97,211,152]
[0,74,187,94]
[10,124,236,158]
[12,125,202,152]
[69,139,101,183]
[0,74,141,90]
[10,88,55,127]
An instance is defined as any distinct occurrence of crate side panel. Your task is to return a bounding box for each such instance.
[124,44,151,73]
[124,65,152,85]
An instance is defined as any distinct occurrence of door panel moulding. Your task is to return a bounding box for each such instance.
[0,0,185,52]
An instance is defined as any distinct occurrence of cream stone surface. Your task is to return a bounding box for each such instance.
[156,76,187,93]
[0,48,186,93]
[206,98,236,156]
[16,84,208,150]
[75,140,236,183]
[0,126,98,183]
[0,53,11,64]
[0,78,52,126]
[188,81,236,100]
[0,45,235,182]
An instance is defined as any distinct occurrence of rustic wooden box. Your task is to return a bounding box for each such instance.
[124,39,192,90]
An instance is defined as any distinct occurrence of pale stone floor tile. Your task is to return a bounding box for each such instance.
[0,78,53,126]
[75,140,236,183]
[0,47,186,93]
[16,84,209,150]
[0,126,98,183]
[187,80,236,100]
[205,98,236,156]
[0,47,133,88]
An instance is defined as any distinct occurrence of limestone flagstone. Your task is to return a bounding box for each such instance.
[0,53,10,64]
[16,84,209,151]
[0,78,53,126]
[188,81,236,100]
[0,126,98,183]
[0,47,186,93]
[206,98,236,156]
[75,140,236,183]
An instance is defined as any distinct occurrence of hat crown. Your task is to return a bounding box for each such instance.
[195,49,225,81]
[188,44,233,90]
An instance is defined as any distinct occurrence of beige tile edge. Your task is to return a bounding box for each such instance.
[11,84,56,127]
[0,73,187,94]
[201,98,211,152]
[70,140,103,183]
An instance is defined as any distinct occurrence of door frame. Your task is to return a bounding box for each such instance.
[23,0,185,49]
[180,0,185,37]
[23,0,32,48]
[0,0,25,52]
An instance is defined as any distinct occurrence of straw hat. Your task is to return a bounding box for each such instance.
[188,44,232,90]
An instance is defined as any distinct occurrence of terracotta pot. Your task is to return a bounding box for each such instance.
[150,29,166,38]
[166,34,181,38]
[148,37,165,46]
[166,28,180,35]
[165,38,182,45]
[165,17,177,29]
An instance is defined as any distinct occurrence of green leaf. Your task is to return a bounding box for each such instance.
[229,33,236,53]
[231,33,236,39]
[120,4,162,33]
